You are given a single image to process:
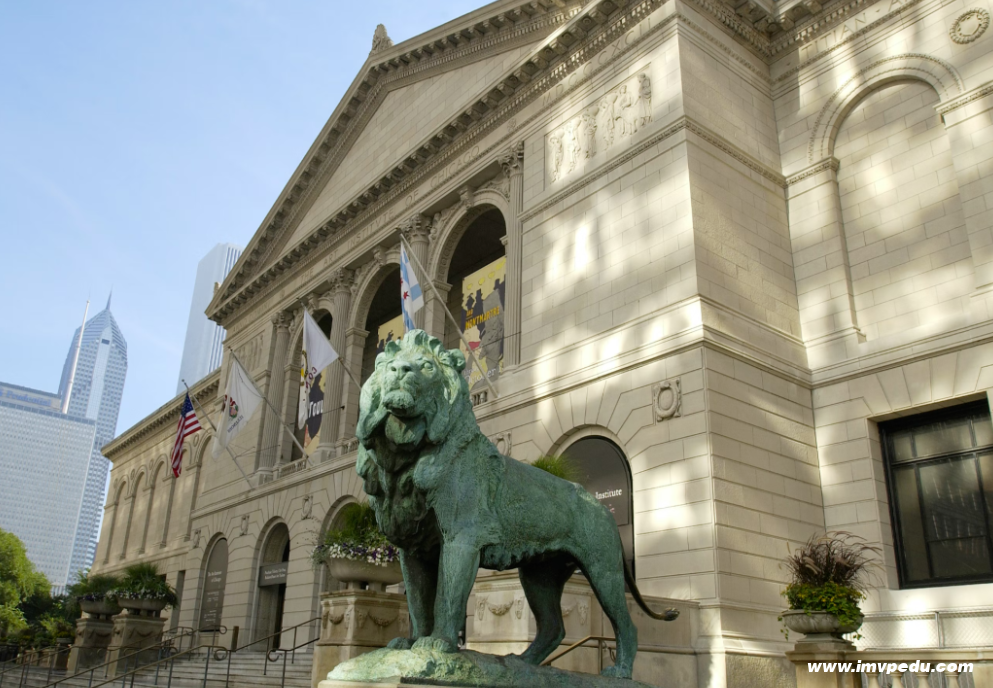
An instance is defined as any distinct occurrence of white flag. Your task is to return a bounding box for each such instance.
[400,244,424,332]
[213,358,264,459]
[298,310,339,429]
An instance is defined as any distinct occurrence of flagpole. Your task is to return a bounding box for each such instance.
[182,381,253,490]
[229,350,313,468]
[400,235,499,401]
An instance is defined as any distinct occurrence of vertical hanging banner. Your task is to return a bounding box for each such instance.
[460,256,506,390]
[298,311,339,452]
[376,315,404,356]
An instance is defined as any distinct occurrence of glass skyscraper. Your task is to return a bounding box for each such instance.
[58,295,128,582]
[176,243,242,394]
[0,383,96,591]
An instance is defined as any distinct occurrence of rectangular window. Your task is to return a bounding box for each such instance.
[881,401,993,587]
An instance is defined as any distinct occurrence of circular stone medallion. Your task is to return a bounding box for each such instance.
[951,8,990,43]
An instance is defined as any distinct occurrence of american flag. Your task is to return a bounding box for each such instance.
[171,393,202,478]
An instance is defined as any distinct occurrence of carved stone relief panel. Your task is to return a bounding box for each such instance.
[652,379,681,422]
[545,70,652,185]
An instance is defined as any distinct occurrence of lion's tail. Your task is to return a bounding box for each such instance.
[622,559,680,621]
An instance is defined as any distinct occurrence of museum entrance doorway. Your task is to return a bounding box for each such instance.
[198,538,227,631]
[255,523,290,649]
[561,437,635,576]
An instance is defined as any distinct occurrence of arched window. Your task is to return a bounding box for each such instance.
[561,437,635,575]
[444,208,506,393]
[362,267,402,384]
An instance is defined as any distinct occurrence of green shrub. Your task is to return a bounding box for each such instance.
[312,502,398,567]
[68,570,120,602]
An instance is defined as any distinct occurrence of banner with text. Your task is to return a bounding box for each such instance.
[460,256,506,390]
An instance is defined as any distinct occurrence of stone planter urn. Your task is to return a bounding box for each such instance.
[117,598,168,617]
[79,598,121,619]
[781,610,863,642]
[328,558,403,592]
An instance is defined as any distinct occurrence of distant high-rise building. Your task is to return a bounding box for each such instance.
[59,295,128,582]
[0,382,96,592]
[176,244,242,394]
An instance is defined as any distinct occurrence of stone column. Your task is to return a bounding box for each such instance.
[318,269,354,461]
[401,214,431,330]
[785,158,863,368]
[500,142,524,367]
[259,311,292,476]
[338,327,369,448]
[427,281,452,343]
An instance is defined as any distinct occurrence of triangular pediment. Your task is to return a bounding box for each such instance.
[207,0,659,325]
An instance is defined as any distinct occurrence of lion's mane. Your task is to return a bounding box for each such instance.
[355,330,483,554]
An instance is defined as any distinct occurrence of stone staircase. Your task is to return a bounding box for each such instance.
[1,650,313,688]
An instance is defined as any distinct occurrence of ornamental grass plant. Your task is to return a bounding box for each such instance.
[110,563,178,608]
[781,531,880,635]
[312,503,399,568]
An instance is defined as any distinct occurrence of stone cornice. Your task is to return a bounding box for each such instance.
[102,372,220,460]
[208,0,584,321]
[208,0,659,327]
[936,81,993,116]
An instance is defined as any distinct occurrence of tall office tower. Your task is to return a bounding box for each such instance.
[176,243,242,394]
[0,382,96,592]
[59,295,128,581]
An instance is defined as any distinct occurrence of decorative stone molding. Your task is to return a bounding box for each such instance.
[652,379,682,422]
[302,495,314,520]
[476,595,516,619]
[330,267,356,296]
[459,186,476,209]
[499,140,525,178]
[490,431,512,457]
[546,72,652,184]
[785,157,840,186]
[476,173,511,201]
[271,310,292,330]
[936,80,993,115]
[950,8,989,43]
[239,515,250,537]
[400,213,431,242]
[191,528,203,549]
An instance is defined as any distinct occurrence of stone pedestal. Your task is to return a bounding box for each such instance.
[105,613,166,674]
[67,617,116,673]
[311,589,409,688]
[786,640,860,688]
[466,571,698,687]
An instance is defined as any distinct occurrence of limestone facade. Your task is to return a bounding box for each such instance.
[94,0,993,685]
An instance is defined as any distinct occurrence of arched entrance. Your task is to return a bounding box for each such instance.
[199,538,228,631]
[561,437,635,575]
[255,523,290,648]
[443,208,506,392]
[362,267,402,383]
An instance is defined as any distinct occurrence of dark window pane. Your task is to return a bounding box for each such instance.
[930,538,992,579]
[914,419,973,457]
[893,467,930,582]
[919,459,987,541]
[975,417,993,448]
[890,430,915,462]
[981,453,993,516]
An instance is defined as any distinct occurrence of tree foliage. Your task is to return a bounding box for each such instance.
[0,529,49,638]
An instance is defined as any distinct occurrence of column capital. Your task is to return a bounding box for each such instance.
[400,213,431,243]
[271,310,292,330]
[330,268,356,296]
[500,140,525,178]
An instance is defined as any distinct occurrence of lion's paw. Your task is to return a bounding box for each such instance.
[411,636,458,654]
[601,665,633,679]
[386,637,414,650]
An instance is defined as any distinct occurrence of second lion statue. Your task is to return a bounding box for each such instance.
[355,330,676,679]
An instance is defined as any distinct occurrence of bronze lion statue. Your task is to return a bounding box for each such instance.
[355,330,676,679]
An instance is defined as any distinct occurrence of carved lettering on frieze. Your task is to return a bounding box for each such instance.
[546,72,652,185]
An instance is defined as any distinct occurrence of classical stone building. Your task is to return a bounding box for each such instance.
[93,0,993,684]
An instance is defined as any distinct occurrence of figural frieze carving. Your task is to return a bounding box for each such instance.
[547,72,652,184]
[653,379,681,422]
[370,24,393,54]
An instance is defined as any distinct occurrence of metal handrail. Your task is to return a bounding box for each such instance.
[229,615,320,654]
[222,615,320,686]
[86,644,229,688]
[31,624,222,688]
[541,635,616,674]
[0,644,72,688]
[265,635,321,685]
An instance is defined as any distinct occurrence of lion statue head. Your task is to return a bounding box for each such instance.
[355,330,479,549]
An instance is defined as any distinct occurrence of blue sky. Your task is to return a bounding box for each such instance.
[0,1,482,435]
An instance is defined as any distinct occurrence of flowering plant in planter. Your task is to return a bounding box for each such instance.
[780,531,879,640]
[312,503,399,568]
[109,563,178,608]
[68,571,120,603]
